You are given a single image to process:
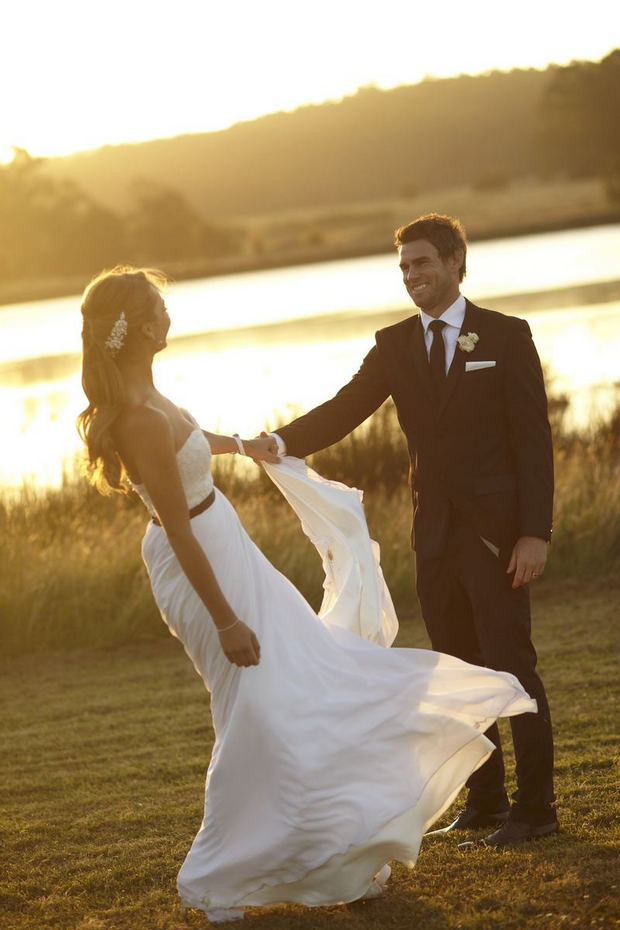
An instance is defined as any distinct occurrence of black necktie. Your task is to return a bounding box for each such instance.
[429,320,447,397]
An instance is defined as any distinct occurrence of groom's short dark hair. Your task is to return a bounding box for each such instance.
[394,214,467,282]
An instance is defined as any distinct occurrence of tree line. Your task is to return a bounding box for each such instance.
[1,51,617,286]
[0,151,236,283]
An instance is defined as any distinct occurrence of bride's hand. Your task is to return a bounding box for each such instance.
[243,436,279,463]
[217,620,261,667]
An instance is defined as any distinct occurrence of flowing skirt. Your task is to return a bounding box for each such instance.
[141,488,535,912]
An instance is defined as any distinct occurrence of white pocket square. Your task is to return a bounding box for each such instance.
[465,360,496,372]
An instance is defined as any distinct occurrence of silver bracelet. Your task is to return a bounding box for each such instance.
[217,618,240,634]
[232,433,245,455]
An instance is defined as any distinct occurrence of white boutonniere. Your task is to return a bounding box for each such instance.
[457,332,479,353]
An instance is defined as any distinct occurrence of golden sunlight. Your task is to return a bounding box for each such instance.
[1,0,616,159]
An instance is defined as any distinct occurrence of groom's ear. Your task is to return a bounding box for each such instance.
[448,248,464,277]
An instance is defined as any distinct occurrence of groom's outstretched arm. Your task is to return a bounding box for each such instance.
[277,345,390,459]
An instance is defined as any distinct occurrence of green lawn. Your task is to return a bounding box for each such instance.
[1,580,618,930]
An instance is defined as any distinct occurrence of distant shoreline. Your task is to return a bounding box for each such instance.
[2,278,618,385]
[1,212,619,309]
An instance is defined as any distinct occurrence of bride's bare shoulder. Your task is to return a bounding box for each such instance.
[115,404,175,457]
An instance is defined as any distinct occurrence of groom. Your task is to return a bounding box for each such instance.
[257,214,557,848]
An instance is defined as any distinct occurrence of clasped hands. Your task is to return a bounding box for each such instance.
[239,432,280,464]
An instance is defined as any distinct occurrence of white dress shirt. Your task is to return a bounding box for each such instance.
[420,294,466,374]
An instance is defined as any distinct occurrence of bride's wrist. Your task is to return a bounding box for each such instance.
[214,609,240,632]
[216,617,240,634]
[232,433,246,455]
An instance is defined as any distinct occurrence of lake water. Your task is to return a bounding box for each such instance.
[1,224,619,490]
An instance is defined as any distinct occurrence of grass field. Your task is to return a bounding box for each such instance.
[1,580,618,930]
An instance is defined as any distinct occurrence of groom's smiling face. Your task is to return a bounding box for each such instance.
[398,239,462,318]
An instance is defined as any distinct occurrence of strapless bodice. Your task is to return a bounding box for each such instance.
[132,429,213,519]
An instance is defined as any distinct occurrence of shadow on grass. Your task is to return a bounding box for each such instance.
[182,894,448,929]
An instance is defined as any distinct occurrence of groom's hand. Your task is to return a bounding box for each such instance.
[243,435,279,463]
[255,432,280,457]
[507,536,548,588]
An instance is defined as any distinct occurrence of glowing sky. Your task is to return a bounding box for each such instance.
[2,0,618,161]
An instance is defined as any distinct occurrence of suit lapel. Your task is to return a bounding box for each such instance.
[437,300,477,417]
[411,314,433,400]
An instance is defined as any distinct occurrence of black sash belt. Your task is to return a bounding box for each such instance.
[151,489,216,526]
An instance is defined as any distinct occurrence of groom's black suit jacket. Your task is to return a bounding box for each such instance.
[278,299,554,560]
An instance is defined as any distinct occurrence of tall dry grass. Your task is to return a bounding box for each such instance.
[1,401,617,656]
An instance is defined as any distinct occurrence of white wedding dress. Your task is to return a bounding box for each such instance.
[134,423,536,916]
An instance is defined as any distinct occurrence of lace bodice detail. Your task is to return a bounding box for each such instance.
[132,429,213,518]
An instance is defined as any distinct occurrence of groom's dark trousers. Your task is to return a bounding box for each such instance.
[416,507,555,820]
[278,299,556,822]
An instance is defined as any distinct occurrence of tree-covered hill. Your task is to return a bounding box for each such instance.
[1,52,616,298]
[41,66,555,219]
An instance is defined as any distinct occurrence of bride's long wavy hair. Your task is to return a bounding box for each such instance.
[77,265,168,494]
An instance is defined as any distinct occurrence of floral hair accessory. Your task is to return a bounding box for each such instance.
[457,332,479,353]
[104,312,128,357]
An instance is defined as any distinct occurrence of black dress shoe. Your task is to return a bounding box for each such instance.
[428,805,510,835]
[458,818,559,850]
[447,806,510,832]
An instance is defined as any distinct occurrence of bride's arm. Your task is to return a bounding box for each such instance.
[120,408,261,667]
[201,431,238,454]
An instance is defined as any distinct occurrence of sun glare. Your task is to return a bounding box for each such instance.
[0,145,15,165]
[1,0,617,160]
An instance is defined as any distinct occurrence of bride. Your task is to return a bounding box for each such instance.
[78,266,536,923]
